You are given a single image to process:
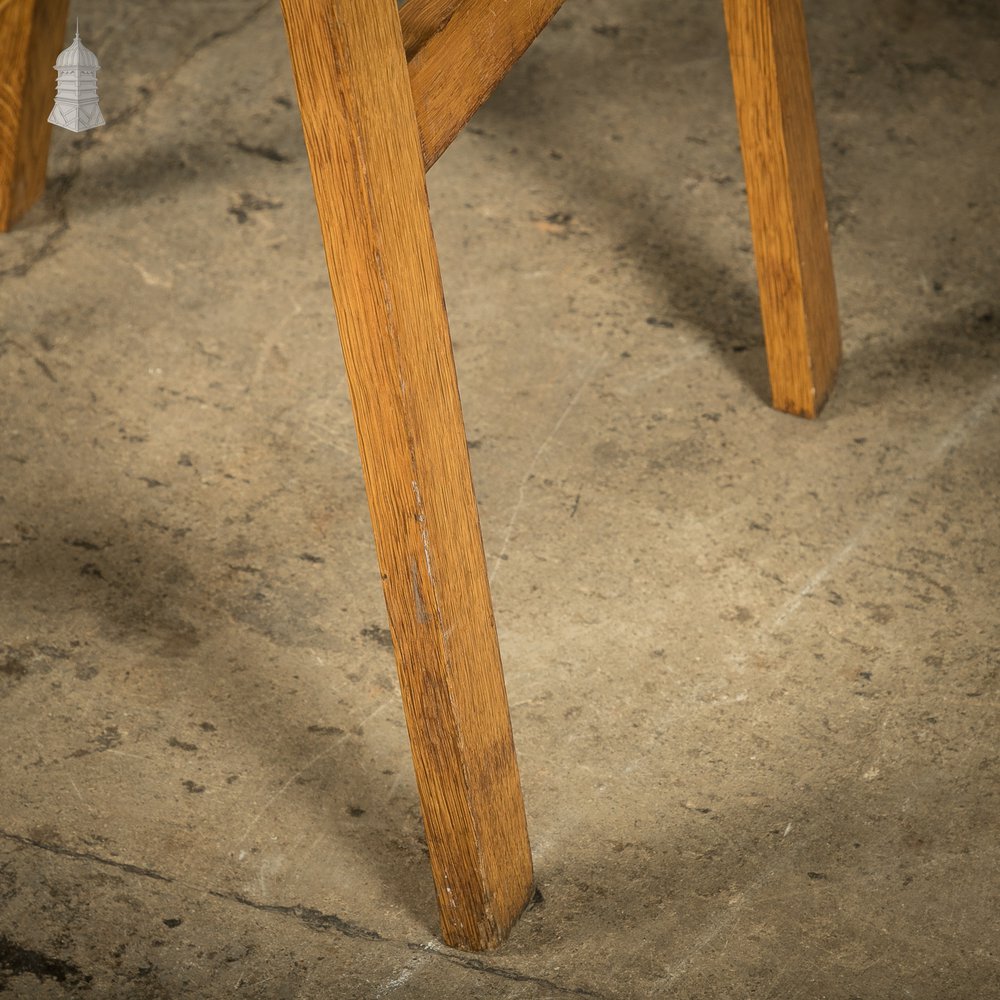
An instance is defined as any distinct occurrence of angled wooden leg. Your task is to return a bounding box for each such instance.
[724,0,841,418]
[279,0,533,951]
[0,0,70,232]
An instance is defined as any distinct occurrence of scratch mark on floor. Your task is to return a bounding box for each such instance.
[769,537,859,632]
[68,777,86,805]
[236,747,340,845]
[490,353,607,583]
[654,863,780,990]
[758,375,1000,642]
[374,951,431,997]
[118,253,174,288]
[236,701,390,845]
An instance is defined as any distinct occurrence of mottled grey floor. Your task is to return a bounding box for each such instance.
[1,1,998,997]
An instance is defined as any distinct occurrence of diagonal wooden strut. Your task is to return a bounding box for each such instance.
[399,0,465,59]
[400,0,567,169]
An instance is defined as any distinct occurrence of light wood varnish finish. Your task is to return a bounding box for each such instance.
[724,0,841,417]
[279,0,534,951]
[0,0,70,232]
[406,0,568,169]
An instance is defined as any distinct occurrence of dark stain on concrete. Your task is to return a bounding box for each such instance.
[70,726,121,758]
[227,193,284,224]
[229,140,290,163]
[1,644,83,693]
[0,936,91,990]
[65,537,106,551]
[360,625,393,649]
[0,651,28,683]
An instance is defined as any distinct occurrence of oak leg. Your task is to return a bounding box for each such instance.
[724,0,841,418]
[0,0,70,232]
[279,0,533,951]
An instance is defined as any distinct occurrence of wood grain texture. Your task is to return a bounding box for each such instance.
[0,0,70,231]
[407,0,567,169]
[724,0,841,417]
[399,0,465,60]
[279,0,533,951]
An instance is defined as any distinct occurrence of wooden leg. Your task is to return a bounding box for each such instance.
[723,0,841,418]
[0,0,70,232]
[279,0,533,951]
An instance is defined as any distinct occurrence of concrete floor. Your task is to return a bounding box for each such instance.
[2,0,998,996]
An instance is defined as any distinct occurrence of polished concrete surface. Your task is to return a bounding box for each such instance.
[1,1,998,996]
